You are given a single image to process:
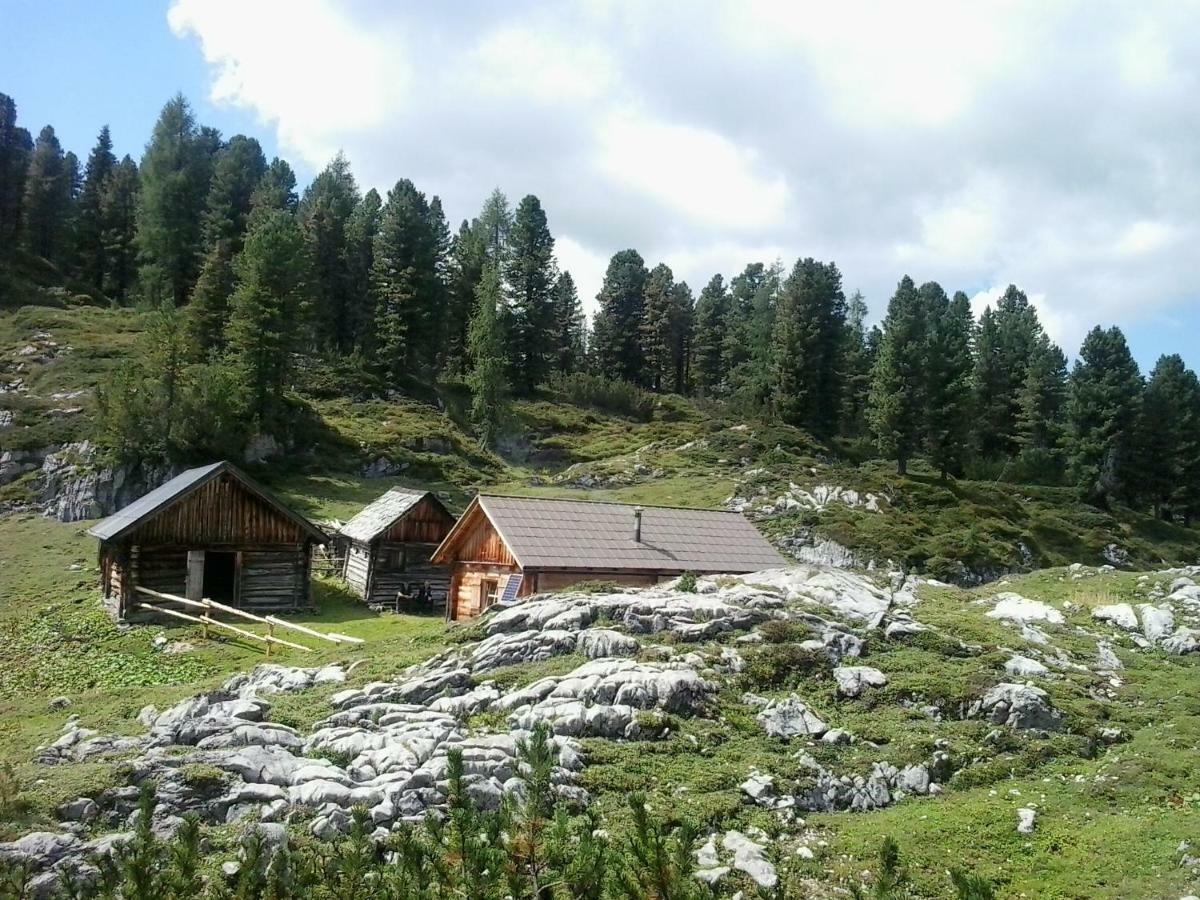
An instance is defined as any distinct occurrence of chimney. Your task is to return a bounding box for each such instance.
[632,506,644,543]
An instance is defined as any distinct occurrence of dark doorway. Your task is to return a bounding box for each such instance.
[203,551,237,604]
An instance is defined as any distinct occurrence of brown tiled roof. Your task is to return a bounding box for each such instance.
[475,494,786,573]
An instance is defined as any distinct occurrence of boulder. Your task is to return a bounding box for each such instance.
[722,830,777,889]
[576,629,639,659]
[975,683,1063,731]
[833,665,888,698]
[1004,655,1050,678]
[987,593,1064,625]
[1092,604,1138,630]
[1137,604,1176,644]
[1017,807,1037,834]
[755,695,827,738]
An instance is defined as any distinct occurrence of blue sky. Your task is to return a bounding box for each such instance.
[2,1,1197,373]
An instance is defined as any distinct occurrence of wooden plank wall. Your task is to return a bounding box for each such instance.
[381,496,455,544]
[450,563,520,619]
[367,540,449,604]
[344,542,371,598]
[123,473,309,546]
[240,548,306,611]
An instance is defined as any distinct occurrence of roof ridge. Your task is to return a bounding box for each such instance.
[477,493,741,514]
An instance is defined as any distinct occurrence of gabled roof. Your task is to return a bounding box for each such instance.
[339,487,449,543]
[433,494,787,574]
[87,461,327,543]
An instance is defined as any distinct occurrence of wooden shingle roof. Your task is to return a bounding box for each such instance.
[339,487,447,543]
[435,494,786,574]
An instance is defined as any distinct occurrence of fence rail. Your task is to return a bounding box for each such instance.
[133,586,362,655]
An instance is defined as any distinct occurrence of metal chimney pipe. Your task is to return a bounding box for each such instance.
[633,506,643,543]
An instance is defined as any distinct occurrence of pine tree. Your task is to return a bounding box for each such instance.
[136,95,213,306]
[99,156,139,304]
[507,195,556,391]
[924,287,974,479]
[724,262,765,379]
[370,178,439,381]
[691,274,730,395]
[1014,336,1068,481]
[476,188,513,266]
[249,157,298,220]
[1067,325,1143,507]
[868,276,927,475]
[21,125,71,264]
[0,93,33,249]
[1135,355,1200,519]
[551,270,585,375]
[427,195,452,367]
[467,262,510,447]
[640,263,676,392]
[771,258,847,436]
[344,187,381,353]
[75,126,117,289]
[444,219,487,375]
[201,134,267,252]
[225,210,311,426]
[973,285,1048,458]
[591,249,648,384]
[186,240,235,356]
[668,280,694,394]
[839,290,874,438]
[298,152,360,351]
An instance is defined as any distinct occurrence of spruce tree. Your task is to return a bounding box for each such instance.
[344,187,381,353]
[225,210,311,426]
[839,290,874,438]
[973,285,1048,458]
[476,188,513,266]
[1066,325,1143,507]
[640,262,677,392]
[771,258,847,436]
[136,95,212,306]
[76,126,117,289]
[100,156,139,304]
[201,135,267,252]
[507,194,556,391]
[249,157,298,221]
[591,249,648,384]
[186,241,235,356]
[724,262,765,379]
[298,152,359,351]
[868,276,927,475]
[467,262,510,447]
[924,287,974,479]
[21,125,71,264]
[551,270,585,375]
[691,273,730,395]
[0,93,33,249]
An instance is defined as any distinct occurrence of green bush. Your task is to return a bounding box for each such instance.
[742,642,829,689]
[546,372,655,421]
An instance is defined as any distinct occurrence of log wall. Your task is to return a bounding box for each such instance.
[449,562,520,620]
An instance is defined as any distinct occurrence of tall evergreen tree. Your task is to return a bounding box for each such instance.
[668,280,694,394]
[1135,355,1200,519]
[21,125,71,264]
[0,93,33,249]
[550,270,585,375]
[249,158,298,221]
[299,152,360,351]
[924,287,974,479]
[100,156,139,303]
[370,179,439,381]
[186,241,236,355]
[591,249,648,384]
[507,195,556,392]
[444,218,487,375]
[691,274,730,395]
[467,262,510,448]
[201,135,267,252]
[868,276,927,475]
[724,263,765,379]
[1014,335,1069,481]
[75,126,117,289]
[225,210,311,426]
[136,95,213,306]
[476,189,512,266]
[640,263,677,392]
[344,187,381,353]
[973,285,1047,458]
[1067,325,1143,507]
[771,258,847,436]
[839,290,874,438]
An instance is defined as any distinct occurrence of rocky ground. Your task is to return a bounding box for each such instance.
[6,562,1200,896]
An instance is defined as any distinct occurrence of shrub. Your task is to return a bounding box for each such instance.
[757,619,812,643]
[546,373,655,421]
[676,571,698,593]
[742,643,829,689]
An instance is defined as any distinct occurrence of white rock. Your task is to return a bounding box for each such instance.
[1092,604,1138,630]
[722,830,777,889]
[987,593,1064,625]
[755,695,827,738]
[1004,655,1050,678]
[833,665,888,698]
[1137,604,1176,644]
[1017,807,1037,834]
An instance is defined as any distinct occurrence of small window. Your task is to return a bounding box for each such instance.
[480,578,499,607]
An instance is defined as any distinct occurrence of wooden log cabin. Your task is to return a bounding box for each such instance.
[89,461,328,618]
[430,494,788,620]
[337,487,456,606]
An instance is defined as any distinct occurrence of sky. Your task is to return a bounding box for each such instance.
[3,0,1199,371]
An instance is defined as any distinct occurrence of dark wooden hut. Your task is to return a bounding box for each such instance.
[338,487,455,606]
[431,494,788,620]
[89,461,327,618]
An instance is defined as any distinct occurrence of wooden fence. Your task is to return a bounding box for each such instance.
[134,586,364,656]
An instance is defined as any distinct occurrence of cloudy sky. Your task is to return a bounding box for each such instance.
[5,1,1200,367]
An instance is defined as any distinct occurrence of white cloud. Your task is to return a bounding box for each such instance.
[168,0,1200,364]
